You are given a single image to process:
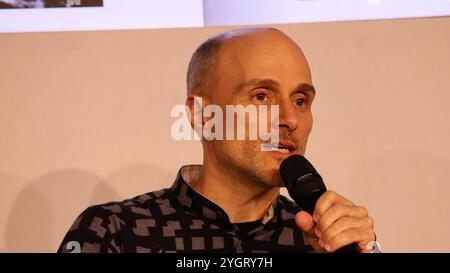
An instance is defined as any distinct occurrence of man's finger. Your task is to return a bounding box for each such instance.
[320,216,369,243]
[315,204,368,236]
[324,228,373,252]
[313,190,353,222]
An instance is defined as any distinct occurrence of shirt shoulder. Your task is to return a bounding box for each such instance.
[58,188,175,253]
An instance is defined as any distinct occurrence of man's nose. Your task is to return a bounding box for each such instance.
[278,99,299,132]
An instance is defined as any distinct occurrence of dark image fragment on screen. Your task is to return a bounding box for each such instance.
[0,0,103,9]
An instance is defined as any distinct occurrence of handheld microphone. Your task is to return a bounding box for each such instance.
[280,154,359,253]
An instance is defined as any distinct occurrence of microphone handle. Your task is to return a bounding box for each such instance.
[334,242,360,253]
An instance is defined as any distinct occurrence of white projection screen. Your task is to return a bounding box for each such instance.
[1,0,450,32]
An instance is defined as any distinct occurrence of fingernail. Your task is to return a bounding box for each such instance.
[313,214,319,222]
[315,228,321,238]
[318,239,324,248]
[325,244,331,252]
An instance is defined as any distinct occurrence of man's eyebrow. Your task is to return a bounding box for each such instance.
[294,83,316,95]
[238,78,316,95]
[238,78,279,91]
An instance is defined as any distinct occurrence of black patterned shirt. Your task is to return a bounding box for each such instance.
[58,165,312,253]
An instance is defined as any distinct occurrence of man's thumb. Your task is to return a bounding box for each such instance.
[295,211,325,252]
[295,211,315,234]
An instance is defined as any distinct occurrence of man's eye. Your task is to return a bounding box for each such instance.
[295,98,305,106]
[255,93,267,101]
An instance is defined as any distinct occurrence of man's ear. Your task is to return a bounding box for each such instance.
[185,96,194,128]
[186,95,210,138]
[186,95,199,129]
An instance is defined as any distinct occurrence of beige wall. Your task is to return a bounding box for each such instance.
[1,17,449,253]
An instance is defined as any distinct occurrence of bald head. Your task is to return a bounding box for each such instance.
[186,27,310,98]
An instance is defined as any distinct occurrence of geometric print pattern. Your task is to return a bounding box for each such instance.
[58,165,312,253]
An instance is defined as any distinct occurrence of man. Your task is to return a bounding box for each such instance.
[58,28,376,253]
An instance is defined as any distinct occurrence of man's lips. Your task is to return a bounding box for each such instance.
[277,140,296,152]
[260,140,298,154]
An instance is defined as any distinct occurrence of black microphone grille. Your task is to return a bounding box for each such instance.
[280,154,318,188]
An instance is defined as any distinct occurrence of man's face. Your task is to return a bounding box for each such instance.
[204,29,315,188]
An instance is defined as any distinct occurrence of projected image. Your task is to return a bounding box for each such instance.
[0,0,103,8]
[0,0,449,33]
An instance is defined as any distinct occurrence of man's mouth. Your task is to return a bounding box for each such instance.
[261,141,296,153]
[272,145,291,153]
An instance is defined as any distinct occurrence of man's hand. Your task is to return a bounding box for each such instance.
[295,190,375,253]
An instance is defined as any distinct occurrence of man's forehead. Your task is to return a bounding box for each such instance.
[197,27,313,102]
[219,27,298,52]
[218,28,308,69]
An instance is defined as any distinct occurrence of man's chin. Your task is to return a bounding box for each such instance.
[257,164,285,188]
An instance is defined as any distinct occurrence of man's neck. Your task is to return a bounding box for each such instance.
[189,162,280,224]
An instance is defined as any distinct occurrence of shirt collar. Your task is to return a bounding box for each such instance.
[170,165,282,228]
